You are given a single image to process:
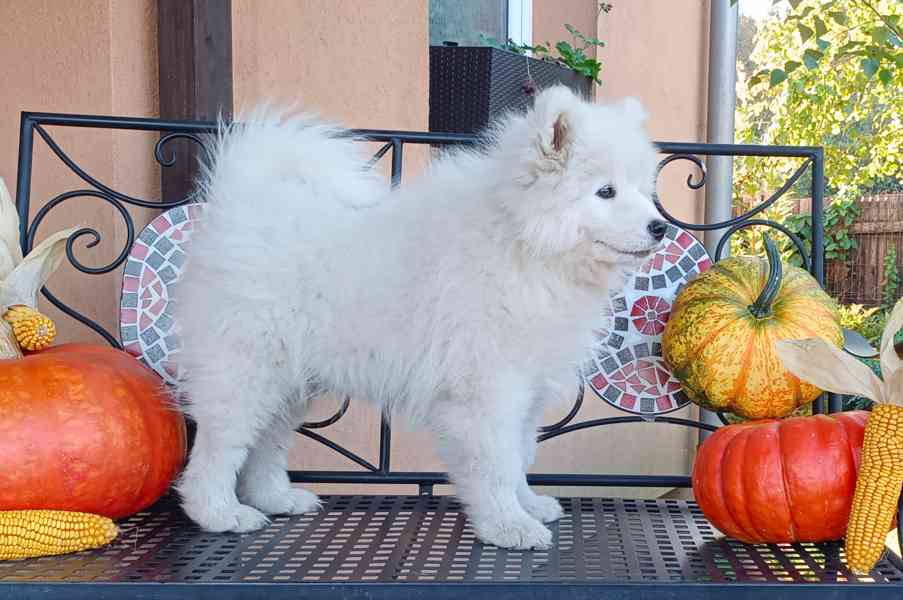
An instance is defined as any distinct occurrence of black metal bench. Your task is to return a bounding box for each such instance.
[2,112,900,599]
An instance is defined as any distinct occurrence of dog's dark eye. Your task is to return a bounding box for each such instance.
[596,185,616,199]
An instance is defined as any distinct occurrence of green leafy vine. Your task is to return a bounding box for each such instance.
[480,3,613,84]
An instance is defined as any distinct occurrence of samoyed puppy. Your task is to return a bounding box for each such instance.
[173,85,666,549]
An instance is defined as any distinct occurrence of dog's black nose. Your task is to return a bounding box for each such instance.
[647,219,668,242]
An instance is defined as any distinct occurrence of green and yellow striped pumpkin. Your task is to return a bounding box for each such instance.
[661,236,842,419]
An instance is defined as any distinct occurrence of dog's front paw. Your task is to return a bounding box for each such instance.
[474,515,552,550]
[182,500,270,533]
[521,493,564,523]
[242,487,322,516]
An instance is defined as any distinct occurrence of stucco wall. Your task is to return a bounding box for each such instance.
[0,0,711,499]
[0,0,159,348]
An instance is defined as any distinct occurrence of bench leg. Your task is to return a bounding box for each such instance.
[430,376,552,550]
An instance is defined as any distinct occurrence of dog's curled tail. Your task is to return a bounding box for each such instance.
[194,106,380,213]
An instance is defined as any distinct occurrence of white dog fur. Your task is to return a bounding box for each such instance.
[173,86,665,550]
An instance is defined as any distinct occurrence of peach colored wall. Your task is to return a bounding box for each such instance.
[534,1,599,58]
[598,0,709,226]
[233,0,428,130]
[0,0,159,346]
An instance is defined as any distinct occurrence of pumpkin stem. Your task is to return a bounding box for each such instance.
[747,234,782,319]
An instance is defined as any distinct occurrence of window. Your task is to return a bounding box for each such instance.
[429,0,532,47]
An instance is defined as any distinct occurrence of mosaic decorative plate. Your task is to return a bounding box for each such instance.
[584,224,712,415]
[120,204,204,384]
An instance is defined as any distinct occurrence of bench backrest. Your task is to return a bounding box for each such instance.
[13,111,827,493]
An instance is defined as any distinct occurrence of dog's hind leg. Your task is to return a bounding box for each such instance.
[177,361,289,533]
[237,392,321,516]
[430,374,552,550]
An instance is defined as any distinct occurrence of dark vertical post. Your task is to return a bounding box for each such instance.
[158,0,233,202]
[390,139,403,188]
[14,114,36,252]
[810,150,826,285]
[811,149,828,414]
[378,415,392,474]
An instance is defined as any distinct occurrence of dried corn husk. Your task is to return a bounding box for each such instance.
[777,299,903,407]
[0,177,77,359]
[0,178,21,280]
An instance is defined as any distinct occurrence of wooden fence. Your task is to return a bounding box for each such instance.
[796,193,903,306]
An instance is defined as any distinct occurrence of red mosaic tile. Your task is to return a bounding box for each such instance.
[656,368,670,386]
[140,267,154,287]
[151,214,172,234]
[130,243,149,260]
[149,299,166,316]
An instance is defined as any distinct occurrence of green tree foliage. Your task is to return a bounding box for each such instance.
[883,247,901,308]
[731,0,901,258]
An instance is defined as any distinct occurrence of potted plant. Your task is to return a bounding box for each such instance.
[429,5,611,134]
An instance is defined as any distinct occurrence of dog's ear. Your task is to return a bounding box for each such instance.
[530,85,577,160]
[616,96,649,125]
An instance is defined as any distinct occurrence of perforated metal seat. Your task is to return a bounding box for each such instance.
[2,495,901,599]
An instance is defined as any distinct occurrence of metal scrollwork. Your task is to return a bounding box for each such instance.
[35,124,205,209]
[301,395,352,429]
[539,386,585,434]
[154,132,208,170]
[654,154,811,234]
[15,113,830,488]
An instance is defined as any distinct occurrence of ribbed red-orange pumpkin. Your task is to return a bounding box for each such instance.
[693,411,868,543]
[0,344,186,518]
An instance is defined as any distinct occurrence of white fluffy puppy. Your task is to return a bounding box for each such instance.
[173,86,666,550]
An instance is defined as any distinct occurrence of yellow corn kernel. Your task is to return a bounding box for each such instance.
[845,404,903,574]
[0,510,118,560]
[2,305,56,351]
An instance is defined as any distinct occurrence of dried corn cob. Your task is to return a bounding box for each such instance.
[845,404,903,574]
[0,510,118,560]
[3,305,56,351]
[777,299,903,575]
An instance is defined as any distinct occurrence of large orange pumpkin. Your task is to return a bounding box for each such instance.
[0,344,186,518]
[693,411,868,543]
